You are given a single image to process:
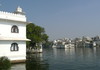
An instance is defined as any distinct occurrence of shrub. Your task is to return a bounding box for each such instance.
[0,56,11,70]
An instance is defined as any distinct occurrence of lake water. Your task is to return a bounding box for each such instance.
[11,47,100,70]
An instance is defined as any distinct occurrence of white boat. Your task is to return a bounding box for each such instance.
[56,44,65,49]
[52,44,57,48]
[65,44,74,49]
[52,39,75,49]
[56,44,74,49]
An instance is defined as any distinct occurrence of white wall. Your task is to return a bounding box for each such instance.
[0,41,26,60]
[0,11,26,22]
[0,20,26,38]
[0,9,28,61]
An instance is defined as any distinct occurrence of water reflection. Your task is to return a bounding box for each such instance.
[74,47,96,57]
[65,48,75,55]
[51,47,100,70]
[26,53,49,70]
[11,64,25,70]
[11,47,100,70]
[64,47,97,59]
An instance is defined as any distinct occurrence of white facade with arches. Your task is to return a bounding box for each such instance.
[0,7,30,63]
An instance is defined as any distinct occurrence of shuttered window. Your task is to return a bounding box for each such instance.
[11,25,19,33]
[11,43,19,51]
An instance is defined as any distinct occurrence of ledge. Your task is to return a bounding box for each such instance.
[11,59,26,64]
[0,37,31,41]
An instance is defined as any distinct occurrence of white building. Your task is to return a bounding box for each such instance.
[0,6,30,63]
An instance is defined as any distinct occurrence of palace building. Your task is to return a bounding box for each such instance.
[0,6,30,63]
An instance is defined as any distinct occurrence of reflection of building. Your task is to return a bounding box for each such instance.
[0,6,30,63]
[65,48,75,55]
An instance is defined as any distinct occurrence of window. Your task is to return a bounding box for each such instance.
[11,43,19,51]
[11,25,19,33]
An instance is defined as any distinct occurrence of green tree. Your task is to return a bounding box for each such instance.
[26,23,49,49]
[0,56,11,70]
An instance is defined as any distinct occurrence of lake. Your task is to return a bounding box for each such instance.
[11,47,100,70]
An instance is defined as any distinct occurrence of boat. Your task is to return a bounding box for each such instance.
[56,44,65,49]
[52,44,57,48]
[65,44,74,49]
[55,44,74,49]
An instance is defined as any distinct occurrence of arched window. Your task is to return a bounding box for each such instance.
[11,43,19,51]
[11,25,19,33]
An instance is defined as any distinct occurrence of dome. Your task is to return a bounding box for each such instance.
[14,6,25,15]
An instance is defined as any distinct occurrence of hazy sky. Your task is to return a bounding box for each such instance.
[0,0,100,40]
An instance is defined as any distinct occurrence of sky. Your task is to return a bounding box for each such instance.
[0,0,100,40]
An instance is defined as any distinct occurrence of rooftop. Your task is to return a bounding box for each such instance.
[0,6,27,22]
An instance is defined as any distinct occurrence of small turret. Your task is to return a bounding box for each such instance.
[14,6,25,15]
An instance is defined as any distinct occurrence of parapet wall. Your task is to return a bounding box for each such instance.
[0,11,26,22]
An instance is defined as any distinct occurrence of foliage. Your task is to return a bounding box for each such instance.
[0,56,11,70]
[26,23,49,49]
[43,41,53,48]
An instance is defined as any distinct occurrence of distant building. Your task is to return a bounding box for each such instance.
[0,6,30,63]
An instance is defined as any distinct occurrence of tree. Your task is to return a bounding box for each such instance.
[0,56,11,70]
[26,23,49,49]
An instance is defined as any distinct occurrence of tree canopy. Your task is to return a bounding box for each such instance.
[26,23,49,48]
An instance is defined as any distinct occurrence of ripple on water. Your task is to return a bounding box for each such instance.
[11,64,25,70]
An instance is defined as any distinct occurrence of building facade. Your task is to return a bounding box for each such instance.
[0,6,30,63]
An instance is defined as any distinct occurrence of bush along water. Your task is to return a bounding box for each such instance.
[0,56,11,70]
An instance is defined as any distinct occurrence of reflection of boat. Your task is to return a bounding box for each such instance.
[65,48,75,55]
